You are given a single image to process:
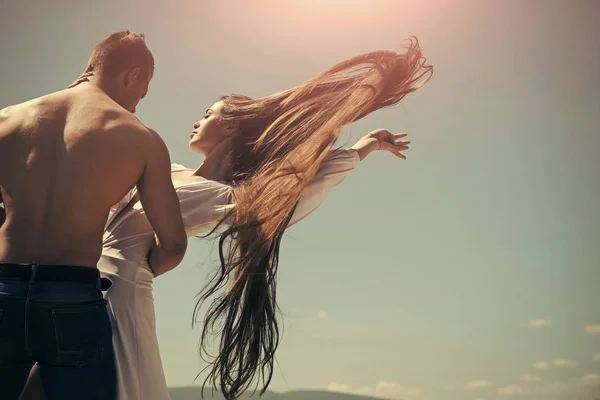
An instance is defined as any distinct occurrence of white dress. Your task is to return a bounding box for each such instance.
[98,149,360,400]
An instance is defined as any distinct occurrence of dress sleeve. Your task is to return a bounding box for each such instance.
[177,149,359,236]
[177,181,234,237]
[288,148,360,227]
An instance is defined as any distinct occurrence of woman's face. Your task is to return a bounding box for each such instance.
[189,101,229,155]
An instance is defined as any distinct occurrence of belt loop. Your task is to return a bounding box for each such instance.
[30,262,38,284]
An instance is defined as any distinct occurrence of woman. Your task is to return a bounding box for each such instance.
[22,38,432,400]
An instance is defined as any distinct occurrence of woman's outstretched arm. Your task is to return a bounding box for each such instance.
[288,129,410,226]
[150,148,360,278]
[150,130,409,277]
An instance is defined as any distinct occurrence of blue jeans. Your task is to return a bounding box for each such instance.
[0,263,117,400]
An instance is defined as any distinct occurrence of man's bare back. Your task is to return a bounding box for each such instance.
[0,85,185,267]
[0,29,188,399]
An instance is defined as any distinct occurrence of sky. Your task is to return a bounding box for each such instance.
[1,0,599,399]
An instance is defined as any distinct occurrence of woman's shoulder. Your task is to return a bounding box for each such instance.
[171,162,193,172]
[173,177,233,226]
[170,162,231,206]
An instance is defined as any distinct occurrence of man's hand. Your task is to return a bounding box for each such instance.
[147,234,187,278]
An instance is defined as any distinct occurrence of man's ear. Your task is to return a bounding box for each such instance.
[124,67,141,87]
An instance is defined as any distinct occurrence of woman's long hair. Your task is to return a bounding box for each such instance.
[193,37,433,400]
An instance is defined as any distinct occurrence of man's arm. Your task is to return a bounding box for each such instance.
[136,130,188,274]
[0,191,5,226]
[0,106,17,227]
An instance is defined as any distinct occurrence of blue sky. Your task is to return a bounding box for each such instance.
[1,1,598,399]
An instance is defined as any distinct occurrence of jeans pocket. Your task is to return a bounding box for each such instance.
[0,309,3,350]
[51,301,111,367]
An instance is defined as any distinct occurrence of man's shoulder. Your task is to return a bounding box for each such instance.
[2,91,71,125]
[0,101,28,120]
[105,114,165,156]
[0,105,14,120]
[0,104,23,135]
[1,89,65,115]
[114,115,160,142]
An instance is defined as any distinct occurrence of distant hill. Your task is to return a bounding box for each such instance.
[277,390,384,400]
[168,387,385,400]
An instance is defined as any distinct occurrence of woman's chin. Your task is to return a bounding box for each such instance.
[188,141,207,156]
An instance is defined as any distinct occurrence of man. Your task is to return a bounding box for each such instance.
[0,30,188,399]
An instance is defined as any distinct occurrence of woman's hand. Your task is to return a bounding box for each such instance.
[350,129,410,161]
[67,71,94,89]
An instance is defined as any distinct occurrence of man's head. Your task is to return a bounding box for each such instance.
[84,30,154,113]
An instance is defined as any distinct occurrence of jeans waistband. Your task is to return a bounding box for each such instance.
[0,263,100,285]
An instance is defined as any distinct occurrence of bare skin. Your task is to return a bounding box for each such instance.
[0,83,187,268]
[0,191,5,225]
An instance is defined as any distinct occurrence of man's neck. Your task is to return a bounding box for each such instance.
[68,74,120,104]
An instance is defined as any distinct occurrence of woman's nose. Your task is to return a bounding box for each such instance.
[193,121,200,129]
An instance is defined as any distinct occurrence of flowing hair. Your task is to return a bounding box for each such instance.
[193,37,433,400]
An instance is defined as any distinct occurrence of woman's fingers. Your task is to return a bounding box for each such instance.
[393,149,407,159]
[382,142,408,159]
[390,139,409,150]
[67,72,93,89]
[371,131,411,160]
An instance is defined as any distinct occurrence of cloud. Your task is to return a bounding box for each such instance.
[513,374,600,397]
[328,383,376,397]
[533,361,551,370]
[497,384,526,396]
[520,374,542,383]
[465,380,493,390]
[375,381,425,399]
[545,374,600,394]
[579,373,600,388]
[593,353,600,362]
[532,360,579,370]
[527,317,552,328]
[534,380,569,396]
[328,380,424,400]
[328,383,351,392]
[552,359,579,368]
[585,324,600,335]
[317,310,327,319]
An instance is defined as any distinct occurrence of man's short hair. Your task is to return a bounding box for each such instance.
[85,30,154,79]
